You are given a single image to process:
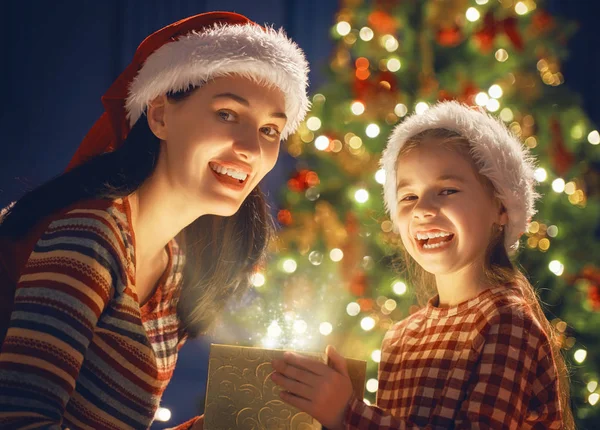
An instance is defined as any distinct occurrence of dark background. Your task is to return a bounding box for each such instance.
[1,0,598,426]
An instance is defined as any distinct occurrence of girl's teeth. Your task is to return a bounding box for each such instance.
[416,231,452,240]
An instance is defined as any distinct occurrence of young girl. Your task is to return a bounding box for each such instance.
[271,101,573,429]
[0,12,309,429]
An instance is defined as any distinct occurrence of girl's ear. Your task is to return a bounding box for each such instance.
[147,95,168,140]
[498,203,509,227]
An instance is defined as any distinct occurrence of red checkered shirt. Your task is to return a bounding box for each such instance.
[345,285,563,429]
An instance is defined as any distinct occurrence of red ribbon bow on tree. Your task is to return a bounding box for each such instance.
[474,12,524,53]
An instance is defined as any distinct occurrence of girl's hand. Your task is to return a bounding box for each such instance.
[271,345,353,429]
[190,415,204,430]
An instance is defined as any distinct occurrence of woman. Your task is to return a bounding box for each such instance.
[0,11,309,429]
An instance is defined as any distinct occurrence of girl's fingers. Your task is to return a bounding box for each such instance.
[271,372,312,400]
[271,358,319,387]
[281,352,327,376]
[279,390,313,415]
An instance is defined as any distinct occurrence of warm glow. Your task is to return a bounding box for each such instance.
[330,248,344,262]
[552,178,565,193]
[387,58,401,72]
[155,407,172,422]
[371,350,381,363]
[588,130,600,145]
[355,189,369,203]
[392,281,407,295]
[361,316,376,331]
[415,102,429,115]
[549,260,564,276]
[293,320,307,334]
[336,21,351,36]
[475,92,489,106]
[375,169,386,185]
[314,135,330,151]
[534,168,547,182]
[486,99,500,112]
[574,349,587,363]
[515,2,529,15]
[488,85,503,98]
[306,117,322,131]
[359,27,374,41]
[351,101,365,115]
[319,322,333,336]
[347,302,361,316]
[282,259,297,273]
[366,379,379,393]
[250,273,266,287]
[366,123,381,138]
[466,7,481,22]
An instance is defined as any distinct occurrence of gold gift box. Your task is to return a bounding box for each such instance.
[203,344,367,430]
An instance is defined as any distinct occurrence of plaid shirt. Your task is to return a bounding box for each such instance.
[345,285,563,429]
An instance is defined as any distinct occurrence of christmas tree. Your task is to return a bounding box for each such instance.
[221,0,600,426]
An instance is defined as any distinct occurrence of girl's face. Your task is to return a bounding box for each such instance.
[394,140,507,277]
[148,75,286,216]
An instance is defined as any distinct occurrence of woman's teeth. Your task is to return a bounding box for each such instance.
[210,163,248,181]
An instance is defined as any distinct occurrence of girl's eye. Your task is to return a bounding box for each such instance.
[217,110,236,122]
[400,195,417,202]
[440,189,459,196]
[260,126,281,139]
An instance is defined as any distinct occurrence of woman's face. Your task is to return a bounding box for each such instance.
[148,75,286,216]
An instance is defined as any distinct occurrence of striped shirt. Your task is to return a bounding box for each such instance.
[345,286,563,429]
[0,196,200,429]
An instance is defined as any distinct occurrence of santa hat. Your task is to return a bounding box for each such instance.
[381,101,539,253]
[67,11,310,170]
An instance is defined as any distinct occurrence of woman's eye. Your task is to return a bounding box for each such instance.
[217,110,236,121]
[260,126,281,138]
[440,189,459,196]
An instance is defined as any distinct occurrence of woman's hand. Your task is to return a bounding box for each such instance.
[271,345,353,429]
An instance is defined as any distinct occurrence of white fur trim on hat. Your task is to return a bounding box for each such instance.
[381,101,539,253]
[126,22,310,139]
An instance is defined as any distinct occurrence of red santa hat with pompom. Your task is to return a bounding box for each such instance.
[380,101,539,254]
[67,11,310,170]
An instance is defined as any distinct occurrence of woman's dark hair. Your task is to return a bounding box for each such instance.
[0,87,273,337]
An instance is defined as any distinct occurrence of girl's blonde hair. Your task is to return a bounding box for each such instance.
[395,128,574,429]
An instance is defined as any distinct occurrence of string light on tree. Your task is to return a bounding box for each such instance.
[366,378,379,393]
[466,7,481,22]
[387,58,401,72]
[476,0,489,4]
[306,117,322,131]
[415,102,429,115]
[375,169,386,185]
[330,248,344,262]
[351,101,365,115]
[574,349,587,364]
[552,178,566,193]
[347,302,361,316]
[500,107,514,122]
[336,21,351,36]
[250,273,266,287]
[549,260,564,276]
[392,281,407,295]
[395,103,408,117]
[587,381,598,393]
[361,316,376,331]
[534,167,547,182]
[495,49,509,62]
[486,99,500,112]
[359,27,374,41]
[475,92,489,106]
[314,135,330,151]
[588,130,600,145]
[355,189,369,203]
[382,35,399,52]
[515,1,530,15]
[282,258,297,273]
[488,85,503,99]
[590,393,600,406]
[371,350,381,363]
[366,124,381,138]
